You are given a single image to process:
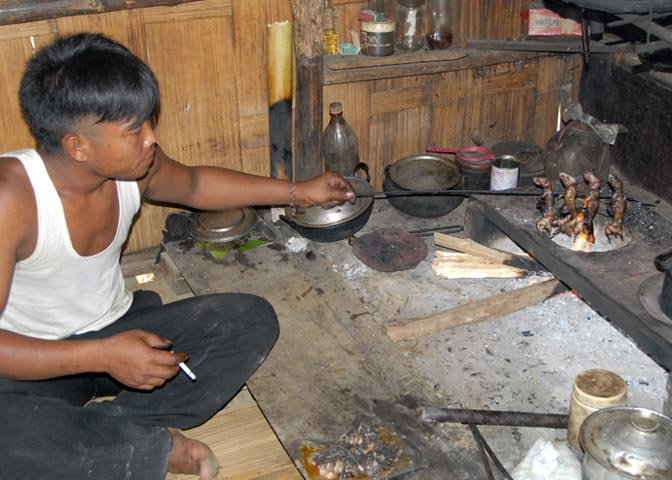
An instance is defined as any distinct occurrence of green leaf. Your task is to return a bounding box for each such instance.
[208,243,235,260]
[238,239,272,251]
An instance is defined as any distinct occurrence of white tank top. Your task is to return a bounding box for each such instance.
[0,149,140,339]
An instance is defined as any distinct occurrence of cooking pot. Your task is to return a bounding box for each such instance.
[282,163,374,242]
[580,406,672,480]
[383,154,464,218]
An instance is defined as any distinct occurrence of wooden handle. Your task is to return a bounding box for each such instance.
[386,279,565,342]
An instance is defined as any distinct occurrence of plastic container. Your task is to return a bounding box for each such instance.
[567,369,627,452]
[322,102,361,176]
[396,0,425,52]
[455,147,493,190]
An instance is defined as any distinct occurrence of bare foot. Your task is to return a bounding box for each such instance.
[168,429,220,480]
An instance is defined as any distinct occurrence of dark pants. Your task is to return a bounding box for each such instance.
[0,291,279,480]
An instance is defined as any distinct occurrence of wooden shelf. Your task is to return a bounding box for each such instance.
[323,48,548,85]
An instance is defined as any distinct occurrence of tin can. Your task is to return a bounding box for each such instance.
[567,369,627,451]
[489,155,519,190]
[360,20,396,56]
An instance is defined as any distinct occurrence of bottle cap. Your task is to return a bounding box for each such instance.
[572,369,627,408]
[329,102,343,115]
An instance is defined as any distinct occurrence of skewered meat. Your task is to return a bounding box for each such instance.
[605,174,626,240]
[553,172,579,236]
[578,171,602,243]
[533,177,556,236]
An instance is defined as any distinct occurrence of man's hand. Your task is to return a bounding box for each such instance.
[99,329,188,390]
[295,172,356,209]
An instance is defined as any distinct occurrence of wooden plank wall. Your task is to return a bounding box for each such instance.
[328,0,582,188]
[0,0,581,252]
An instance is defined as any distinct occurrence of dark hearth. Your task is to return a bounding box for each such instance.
[580,56,672,205]
[465,195,672,371]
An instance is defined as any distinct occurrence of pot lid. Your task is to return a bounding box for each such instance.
[285,176,373,228]
[580,407,672,479]
[387,155,462,191]
[187,207,258,242]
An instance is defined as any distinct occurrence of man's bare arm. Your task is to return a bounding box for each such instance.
[140,147,354,210]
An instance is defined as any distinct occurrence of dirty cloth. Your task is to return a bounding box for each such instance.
[0,290,279,480]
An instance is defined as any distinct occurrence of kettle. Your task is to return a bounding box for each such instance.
[654,249,672,319]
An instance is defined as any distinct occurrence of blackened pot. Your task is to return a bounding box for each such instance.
[655,249,672,318]
[384,154,464,218]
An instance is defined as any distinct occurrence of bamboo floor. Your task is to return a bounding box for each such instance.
[122,249,301,480]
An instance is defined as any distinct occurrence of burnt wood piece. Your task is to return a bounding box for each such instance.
[292,0,323,181]
[422,407,569,429]
[0,0,201,26]
[468,196,672,371]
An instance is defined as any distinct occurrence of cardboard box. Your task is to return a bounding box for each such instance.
[521,8,582,36]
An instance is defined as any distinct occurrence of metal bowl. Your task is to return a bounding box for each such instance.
[580,406,672,479]
[187,207,258,243]
[285,175,373,229]
[387,154,462,191]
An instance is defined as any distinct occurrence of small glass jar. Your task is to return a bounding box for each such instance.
[395,0,425,52]
[426,0,452,49]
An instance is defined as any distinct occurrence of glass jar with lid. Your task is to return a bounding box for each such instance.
[395,0,425,52]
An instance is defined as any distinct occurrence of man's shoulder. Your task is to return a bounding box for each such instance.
[0,155,34,209]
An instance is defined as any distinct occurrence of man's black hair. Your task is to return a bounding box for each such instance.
[19,33,160,152]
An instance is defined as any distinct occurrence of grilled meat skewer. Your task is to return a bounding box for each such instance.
[605,174,626,241]
[533,177,556,236]
[578,171,602,243]
[553,172,579,237]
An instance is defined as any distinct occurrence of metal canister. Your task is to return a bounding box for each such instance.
[567,369,627,451]
[489,155,519,190]
[360,20,395,56]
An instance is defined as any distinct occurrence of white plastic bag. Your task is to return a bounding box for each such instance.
[511,438,581,480]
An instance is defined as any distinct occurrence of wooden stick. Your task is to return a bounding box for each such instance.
[433,233,544,272]
[431,252,527,279]
[386,279,565,342]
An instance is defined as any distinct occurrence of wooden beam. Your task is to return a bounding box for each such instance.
[0,0,203,26]
[291,0,323,180]
[386,279,565,342]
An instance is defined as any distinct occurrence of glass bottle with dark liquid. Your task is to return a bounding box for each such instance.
[426,0,452,50]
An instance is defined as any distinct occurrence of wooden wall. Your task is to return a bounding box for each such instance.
[328,0,582,188]
[0,0,581,252]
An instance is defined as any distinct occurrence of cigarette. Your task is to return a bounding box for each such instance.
[170,350,197,381]
[178,361,197,381]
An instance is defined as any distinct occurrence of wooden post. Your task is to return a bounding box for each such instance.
[291,0,324,180]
